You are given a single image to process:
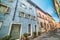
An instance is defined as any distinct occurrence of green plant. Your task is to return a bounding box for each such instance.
[28,33,31,36]
[38,32,41,35]
[23,33,28,37]
[23,33,29,40]
[32,32,36,38]
[2,35,11,40]
[33,32,36,35]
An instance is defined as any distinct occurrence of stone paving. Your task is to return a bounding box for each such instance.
[30,32,60,40]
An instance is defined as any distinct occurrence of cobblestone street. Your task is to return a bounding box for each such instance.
[31,32,60,40]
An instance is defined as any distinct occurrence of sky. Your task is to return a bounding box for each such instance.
[31,0,59,22]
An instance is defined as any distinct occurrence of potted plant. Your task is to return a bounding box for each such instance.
[2,35,11,40]
[32,32,36,38]
[38,32,41,36]
[23,33,28,40]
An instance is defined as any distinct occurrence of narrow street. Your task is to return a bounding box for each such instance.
[0,0,60,40]
[31,31,60,40]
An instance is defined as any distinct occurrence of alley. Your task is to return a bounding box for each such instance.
[0,0,60,40]
[32,33,60,40]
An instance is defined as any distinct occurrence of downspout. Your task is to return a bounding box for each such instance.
[12,0,18,21]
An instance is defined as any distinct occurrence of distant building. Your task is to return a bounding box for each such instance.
[28,0,56,33]
[46,13,56,31]
[36,8,49,33]
[53,0,60,18]
[56,22,60,28]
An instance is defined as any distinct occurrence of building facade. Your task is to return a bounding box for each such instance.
[28,0,56,33]
[46,13,56,31]
[53,0,60,18]
[36,8,50,33]
[0,0,38,39]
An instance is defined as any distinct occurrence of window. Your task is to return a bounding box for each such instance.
[0,4,9,13]
[40,22,43,28]
[42,15,44,19]
[20,3,26,9]
[31,16,36,20]
[28,14,31,19]
[47,24,49,29]
[29,8,32,11]
[19,12,25,17]
[28,24,31,36]
[37,13,41,18]
[35,25,37,32]
[34,16,36,20]
[10,24,21,39]
[30,16,34,20]
[25,14,30,19]
[0,22,3,29]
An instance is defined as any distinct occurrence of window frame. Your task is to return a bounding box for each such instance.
[28,24,31,36]
[0,4,9,14]
[19,12,25,18]
[20,3,27,9]
[0,21,3,30]
[25,14,30,19]
[29,7,32,11]
[9,22,22,39]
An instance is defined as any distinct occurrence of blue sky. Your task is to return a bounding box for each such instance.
[31,0,59,22]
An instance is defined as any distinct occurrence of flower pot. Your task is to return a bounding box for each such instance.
[23,36,27,40]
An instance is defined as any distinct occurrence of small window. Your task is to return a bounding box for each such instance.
[0,22,3,29]
[29,8,32,11]
[34,16,36,20]
[35,25,37,32]
[37,13,41,18]
[28,24,31,36]
[25,14,30,19]
[0,4,9,13]
[32,16,36,20]
[19,12,25,17]
[28,14,31,19]
[31,16,33,20]
[20,3,26,9]
[40,22,43,28]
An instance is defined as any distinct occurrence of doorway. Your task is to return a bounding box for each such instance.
[10,24,21,39]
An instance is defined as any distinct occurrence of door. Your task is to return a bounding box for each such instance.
[10,24,21,39]
[35,25,37,32]
[28,24,31,36]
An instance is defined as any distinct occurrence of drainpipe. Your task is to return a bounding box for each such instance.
[12,0,18,21]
